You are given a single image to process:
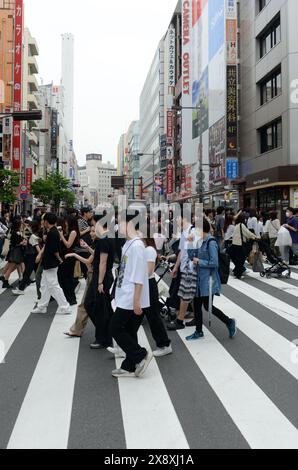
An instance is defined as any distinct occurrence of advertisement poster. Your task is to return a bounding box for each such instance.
[209,116,226,186]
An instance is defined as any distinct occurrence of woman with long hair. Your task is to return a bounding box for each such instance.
[223,215,236,252]
[58,215,80,305]
[1,218,27,289]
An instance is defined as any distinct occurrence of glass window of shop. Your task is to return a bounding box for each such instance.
[257,187,290,221]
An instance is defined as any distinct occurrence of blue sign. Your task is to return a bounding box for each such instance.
[226,159,239,180]
[20,193,28,201]
[209,0,225,62]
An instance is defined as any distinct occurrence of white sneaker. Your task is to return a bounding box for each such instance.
[112,369,135,379]
[31,307,47,315]
[56,307,72,315]
[135,353,153,378]
[12,289,25,296]
[153,345,173,358]
[107,346,126,359]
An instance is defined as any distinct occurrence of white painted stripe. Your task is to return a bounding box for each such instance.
[116,327,189,450]
[0,285,36,359]
[213,295,298,380]
[228,277,298,326]
[177,329,298,449]
[245,270,298,298]
[7,283,85,450]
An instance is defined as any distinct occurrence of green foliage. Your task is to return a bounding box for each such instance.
[31,172,76,212]
[0,169,20,204]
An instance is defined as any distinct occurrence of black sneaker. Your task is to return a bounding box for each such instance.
[167,321,185,331]
[186,319,197,328]
[2,281,11,289]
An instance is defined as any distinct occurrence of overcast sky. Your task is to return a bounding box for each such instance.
[25,0,178,167]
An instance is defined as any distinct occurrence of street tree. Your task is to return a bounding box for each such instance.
[0,169,20,204]
[31,172,76,213]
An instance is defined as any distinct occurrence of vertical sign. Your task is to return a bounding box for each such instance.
[226,65,238,157]
[26,168,33,189]
[12,0,23,170]
[167,111,174,145]
[167,164,174,196]
[182,0,193,165]
[168,25,176,87]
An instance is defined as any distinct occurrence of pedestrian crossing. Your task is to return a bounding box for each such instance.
[0,268,298,449]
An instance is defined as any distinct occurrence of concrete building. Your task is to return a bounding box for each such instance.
[117,133,126,176]
[78,154,117,207]
[139,39,165,201]
[239,0,298,215]
[61,33,76,181]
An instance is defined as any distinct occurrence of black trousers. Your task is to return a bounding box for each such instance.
[110,309,147,373]
[230,245,246,279]
[88,292,113,347]
[19,254,37,291]
[194,297,231,333]
[58,257,76,304]
[144,278,171,349]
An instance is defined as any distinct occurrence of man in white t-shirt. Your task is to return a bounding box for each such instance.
[110,212,152,379]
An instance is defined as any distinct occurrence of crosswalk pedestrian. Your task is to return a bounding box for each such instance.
[0,269,298,449]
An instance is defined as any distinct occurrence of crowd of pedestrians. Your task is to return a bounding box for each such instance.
[0,204,297,379]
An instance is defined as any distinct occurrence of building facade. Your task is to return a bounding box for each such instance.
[139,39,165,201]
[78,154,117,207]
[239,0,298,216]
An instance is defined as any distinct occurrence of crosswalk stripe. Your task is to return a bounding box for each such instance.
[115,327,190,450]
[228,277,298,326]
[214,295,298,381]
[0,285,36,361]
[245,270,298,298]
[7,285,85,450]
[177,329,298,449]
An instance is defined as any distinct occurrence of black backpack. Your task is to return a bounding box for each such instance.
[206,238,230,285]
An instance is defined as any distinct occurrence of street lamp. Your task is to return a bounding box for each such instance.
[137,151,156,203]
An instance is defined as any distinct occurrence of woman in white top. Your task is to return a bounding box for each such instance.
[264,211,281,257]
[230,215,259,279]
[224,215,236,251]
[247,209,259,235]
[143,238,172,358]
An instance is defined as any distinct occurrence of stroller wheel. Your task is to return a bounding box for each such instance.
[266,274,271,279]
[260,272,265,278]
[285,273,291,279]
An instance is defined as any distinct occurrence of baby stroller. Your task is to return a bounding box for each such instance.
[258,239,291,279]
[153,238,180,322]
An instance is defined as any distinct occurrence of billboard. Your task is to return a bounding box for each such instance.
[182,0,238,192]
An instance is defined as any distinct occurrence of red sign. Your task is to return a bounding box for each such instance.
[167,111,174,145]
[167,164,174,196]
[26,168,33,189]
[12,0,23,170]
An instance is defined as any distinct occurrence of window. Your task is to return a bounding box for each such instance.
[259,118,282,153]
[258,0,270,14]
[259,16,281,58]
[260,67,282,105]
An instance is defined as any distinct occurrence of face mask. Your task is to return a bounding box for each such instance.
[286,212,291,218]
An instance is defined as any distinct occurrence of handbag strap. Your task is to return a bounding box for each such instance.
[240,224,244,245]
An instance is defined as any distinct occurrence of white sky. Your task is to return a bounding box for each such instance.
[24,0,178,167]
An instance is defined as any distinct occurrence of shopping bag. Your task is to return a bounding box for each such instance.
[252,252,264,273]
[1,238,10,258]
[275,227,293,247]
